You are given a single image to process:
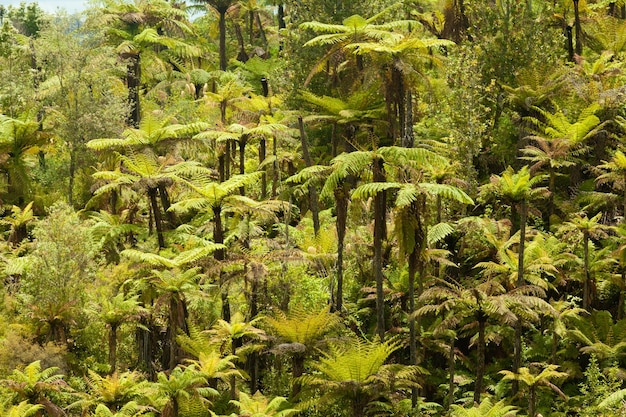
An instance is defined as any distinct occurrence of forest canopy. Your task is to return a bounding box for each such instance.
[1,0,626,416]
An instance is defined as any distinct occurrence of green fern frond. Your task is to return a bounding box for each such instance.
[428,222,455,246]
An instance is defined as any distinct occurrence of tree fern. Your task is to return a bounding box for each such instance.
[265,306,340,347]
[450,397,518,417]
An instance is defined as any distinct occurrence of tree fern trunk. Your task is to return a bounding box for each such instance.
[108,323,118,374]
[272,135,278,198]
[291,353,304,399]
[574,0,582,56]
[335,183,348,313]
[260,138,266,199]
[513,199,527,395]
[408,248,418,406]
[219,10,227,71]
[126,54,141,128]
[447,335,455,410]
[158,183,176,228]
[239,136,247,195]
[255,12,268,50]
[529,385,536,417]
[68,145,76,207]
[583,232,591,310]
[474,314,486,404]
[617,268,626,320]
[148,187,165,249]
[373,156,386,341]
[298,116,320,235]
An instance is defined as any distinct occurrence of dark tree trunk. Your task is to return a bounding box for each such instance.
[108,323,118,374]
[148,187,165,248]
[260,138,267,199]
[225,139,231,179]
[574,0,582,56]
[239,136,247,195]
[126,54,141,128]
[213,204,230,321]
[137,314,155,380]
[298,116,320,235]
[219,10,228,71]
[512,199,527,395]
[255,12,268,51]
[408,248,418,406]
[391,65,405,145]
[474,315,486,404]
[234,22,249,63]
[277,4,285,29]
[213,204,225,261]
[334,183,349,313]
[447,335,456,410]
[68,146,76,206]
[529,385,536,417]
[158,182,176,228]
[272,135,278,198]
[166,296,189,370]
[291,353,305,399]
[373,156,386,341]
[583,232,592,310]
[403,90,415,148]
[617,268,626,321]
[219,153,226,183]
[566,26,574,62]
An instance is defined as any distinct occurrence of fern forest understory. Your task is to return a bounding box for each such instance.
[4,0,626,416]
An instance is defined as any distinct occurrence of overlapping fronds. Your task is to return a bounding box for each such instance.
[450,397,518,417]
[568,310,626,360]
[231,391,298,417]
[121,245,224,268]
[265,306,340,346]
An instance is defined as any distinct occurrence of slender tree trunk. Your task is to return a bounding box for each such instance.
[260,138,267,199]
[403,89,415,148]
[408,249,418,406]
[219,10,227,71]
[373,156,386,341]
[213,204,229,321]
[272,135,278,198]
[574,0,582,56]
[291,353,304,399]
[158,183,176,228]
[334,184,348,313]
[68,146,76,206]
[617,268,626,321]
[474,314,486,404]
[566,25,574,62]
[108,323,118,374]
[529,385,536,417]
[126,54,141,128]
[447,335,456,410]
[137,313,155,380]
[392,65,405,145]
[225,139,231,179]
[148,187,165,248]
[255,12,268,51]
[234,22,249,62]
[216,151,224,182]
[583,232,591,310]
[239,136,247,195]
[622,173,626,219]
[551,326,558,364]
[298,116,320,235]
[513,199,527,395]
